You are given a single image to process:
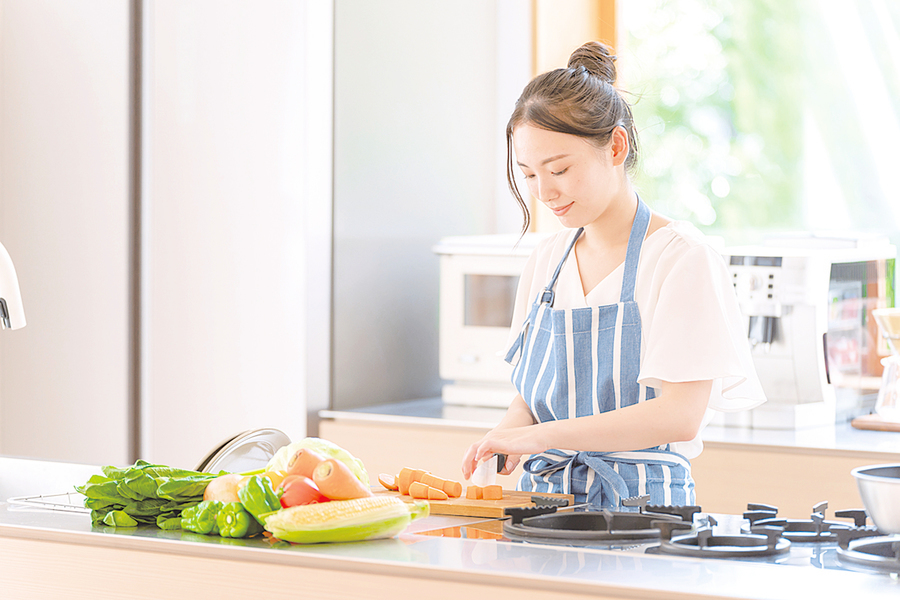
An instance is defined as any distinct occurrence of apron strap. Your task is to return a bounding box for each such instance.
[540,228,583,306]
[522,448,691,506]
[619,197,651,303]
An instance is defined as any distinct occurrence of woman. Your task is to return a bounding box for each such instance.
[460,41,766,508]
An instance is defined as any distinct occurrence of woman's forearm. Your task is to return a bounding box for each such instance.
[468,380,712,464]
[535,380,711,453]
[495,394,537,429]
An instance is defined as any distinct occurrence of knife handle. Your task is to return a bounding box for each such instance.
[495,453,507,472]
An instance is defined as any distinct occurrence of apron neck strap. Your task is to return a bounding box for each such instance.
[540,195,649,305]
[540,228,583,305]
[619,196,651,303]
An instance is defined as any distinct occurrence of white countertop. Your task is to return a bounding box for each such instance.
[2,456,900,599]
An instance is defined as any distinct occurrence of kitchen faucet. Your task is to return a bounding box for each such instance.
[0,241,25,329]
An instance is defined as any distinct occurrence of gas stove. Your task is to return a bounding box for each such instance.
[416,495,900,576]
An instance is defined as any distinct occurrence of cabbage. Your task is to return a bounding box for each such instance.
[266,437,369,486]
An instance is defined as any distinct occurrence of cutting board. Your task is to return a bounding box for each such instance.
[851,413,900,432]
[376,489,575,518]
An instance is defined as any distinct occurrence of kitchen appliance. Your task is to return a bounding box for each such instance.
[434,233,550,407]
[0,241,26,330]
[872,309,900,423]
[417,494,900,575]
[720,233,896,429]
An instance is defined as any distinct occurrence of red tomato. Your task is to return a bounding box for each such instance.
[279,475,330,508]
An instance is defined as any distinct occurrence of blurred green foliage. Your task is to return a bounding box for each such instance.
[621,0,900,245]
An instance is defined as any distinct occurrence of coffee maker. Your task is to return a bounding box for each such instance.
[719,233,896,429]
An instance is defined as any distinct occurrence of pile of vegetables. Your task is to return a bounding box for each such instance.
[75,460,220,529]
[76,437,428,544]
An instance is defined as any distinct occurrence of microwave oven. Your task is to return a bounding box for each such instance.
[433,233,550,407]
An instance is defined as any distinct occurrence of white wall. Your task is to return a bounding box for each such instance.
[331,0,530,410]
[0,0,131,464]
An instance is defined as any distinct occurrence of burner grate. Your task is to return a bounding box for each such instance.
[837,536,900,573]
[744,502,867,543]
[657,523,792,559]
[503,509,684,542]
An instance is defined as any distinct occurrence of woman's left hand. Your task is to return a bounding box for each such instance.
[462,425,547,479]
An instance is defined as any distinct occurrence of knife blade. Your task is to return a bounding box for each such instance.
[470,453,505,487]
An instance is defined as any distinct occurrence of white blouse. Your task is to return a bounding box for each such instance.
[505,220,767,458]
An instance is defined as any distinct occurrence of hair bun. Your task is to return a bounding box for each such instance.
[567,41,617,85]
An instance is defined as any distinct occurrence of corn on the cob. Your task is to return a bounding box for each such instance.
[263,496,429,544]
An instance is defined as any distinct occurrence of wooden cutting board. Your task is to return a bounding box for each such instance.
[851,413,900,432]
[376,489,575,518]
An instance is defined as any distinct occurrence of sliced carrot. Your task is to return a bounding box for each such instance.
[442,479,462,498]
[426,486,449,501]
[465,485,482,500]
[398,468,461,498]
[378,473,399,491]
[421,473,443,489]
[408,481,430,499]
[482,484,502,500]
[398,467,416,495]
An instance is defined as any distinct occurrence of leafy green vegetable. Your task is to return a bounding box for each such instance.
[102,510,138,527]
[266,437,369,486]
[75,460,219,528]
[238,475,281,525]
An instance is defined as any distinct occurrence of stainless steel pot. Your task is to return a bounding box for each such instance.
[851,464,900,533]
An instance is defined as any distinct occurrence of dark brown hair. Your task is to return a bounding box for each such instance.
[506,41,639,232]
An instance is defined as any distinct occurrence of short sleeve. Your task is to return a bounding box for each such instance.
[638,243,767,414]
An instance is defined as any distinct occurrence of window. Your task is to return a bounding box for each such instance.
[619,0,900,247]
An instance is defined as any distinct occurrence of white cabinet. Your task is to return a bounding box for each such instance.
[0,1,332,468]
[0,0,131,465]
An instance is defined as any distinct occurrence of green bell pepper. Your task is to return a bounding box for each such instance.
[237,475,281,525]
[181,500,223,535]
[216,502,262,538]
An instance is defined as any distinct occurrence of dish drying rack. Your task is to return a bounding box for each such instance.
[6,491,90,514]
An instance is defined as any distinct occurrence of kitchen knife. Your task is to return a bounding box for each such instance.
[470,453,506,487]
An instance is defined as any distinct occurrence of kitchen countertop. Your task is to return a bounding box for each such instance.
[2,456,897,600]
[319,397,900,459]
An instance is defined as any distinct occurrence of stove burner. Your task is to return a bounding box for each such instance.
[836,535,900,573]
[502,497,696,544]
[503,509,686,542]
[744,502,863,543]
[658,524,792,558]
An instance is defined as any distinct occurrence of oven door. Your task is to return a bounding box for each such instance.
[438,252,525,405]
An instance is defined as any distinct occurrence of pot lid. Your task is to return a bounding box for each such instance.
[194,428,291,473]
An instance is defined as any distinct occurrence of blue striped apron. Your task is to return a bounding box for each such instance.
[504,199,695,509]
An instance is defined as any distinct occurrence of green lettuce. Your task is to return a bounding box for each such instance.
[265,437,369,486]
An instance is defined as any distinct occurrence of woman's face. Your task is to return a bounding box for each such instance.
[512,124,626,229]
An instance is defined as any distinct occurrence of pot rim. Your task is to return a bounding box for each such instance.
[851,463,900,483]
